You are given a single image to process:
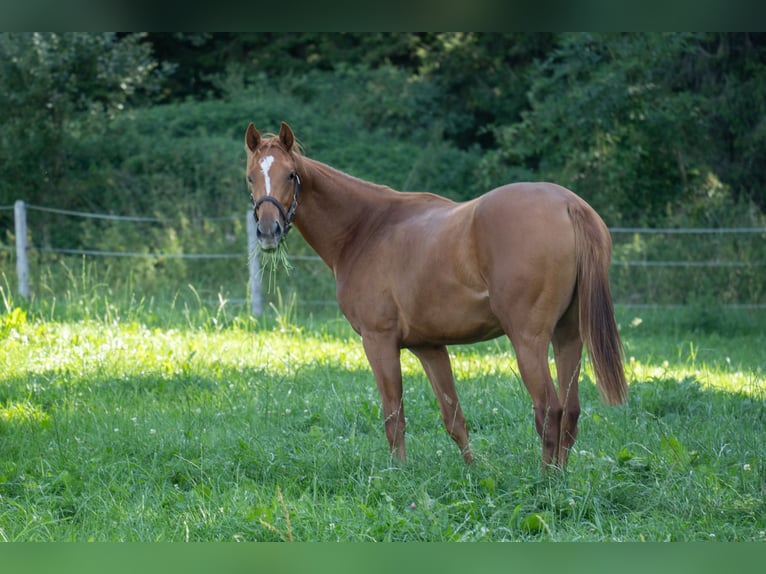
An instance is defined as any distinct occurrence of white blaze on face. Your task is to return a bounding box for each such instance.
[259,155,275,196]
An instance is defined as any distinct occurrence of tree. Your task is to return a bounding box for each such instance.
[144,33,427,101]
[482,33,766,225]
[414,33,556,147]
[0,32,170,207]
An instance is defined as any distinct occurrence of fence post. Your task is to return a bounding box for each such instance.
[14,200,30,300]
[246,211,262,316]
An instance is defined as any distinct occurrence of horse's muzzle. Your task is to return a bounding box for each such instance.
[256,217,284,250]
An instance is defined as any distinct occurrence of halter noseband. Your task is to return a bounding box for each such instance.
[252,172,300,237]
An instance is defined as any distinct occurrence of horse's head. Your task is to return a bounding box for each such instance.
[245,122,300,251]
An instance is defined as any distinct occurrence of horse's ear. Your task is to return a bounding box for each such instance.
[245,123,261,153]
[279,122,295,152]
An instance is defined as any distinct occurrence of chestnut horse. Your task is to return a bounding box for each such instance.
[245,122,627,468]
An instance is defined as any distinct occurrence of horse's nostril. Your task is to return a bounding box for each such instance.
[272,220,283,238]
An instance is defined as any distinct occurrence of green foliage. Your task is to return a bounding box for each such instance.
[481,33,766,225]
[4,32,766,226]
[414,33,556,146]
[0,32,171,207]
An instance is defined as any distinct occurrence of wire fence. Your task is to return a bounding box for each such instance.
[2,200,766,312]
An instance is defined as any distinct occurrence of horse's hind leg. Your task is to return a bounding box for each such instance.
[552,299,583,468]
[508,331,563,468]
[411,346,473,464]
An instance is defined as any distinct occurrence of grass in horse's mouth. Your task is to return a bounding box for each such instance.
[256,242,293,292]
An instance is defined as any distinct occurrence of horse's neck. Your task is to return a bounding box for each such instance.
[295,157,395,271]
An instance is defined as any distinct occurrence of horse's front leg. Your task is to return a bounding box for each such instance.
[411,345,473,464]
[362,332,406,461]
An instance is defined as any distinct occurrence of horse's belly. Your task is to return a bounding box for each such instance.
[398,288,504,347]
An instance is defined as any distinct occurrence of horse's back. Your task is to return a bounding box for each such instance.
[478,181,585,223]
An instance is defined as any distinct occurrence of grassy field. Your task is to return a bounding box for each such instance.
[0,297,764,542]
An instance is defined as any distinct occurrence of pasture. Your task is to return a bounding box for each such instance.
[0,298,764,542]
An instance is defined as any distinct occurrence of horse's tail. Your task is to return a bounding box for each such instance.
[570,202,628,406]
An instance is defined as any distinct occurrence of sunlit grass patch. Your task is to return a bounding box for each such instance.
[0,401,50,427]
[623,339,765,398]
[0,307,27,339]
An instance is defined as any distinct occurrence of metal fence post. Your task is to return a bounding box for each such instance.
[14,200,30,300]
[246,211,262,316]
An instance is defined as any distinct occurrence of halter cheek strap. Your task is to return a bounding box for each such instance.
[252,173,300,237]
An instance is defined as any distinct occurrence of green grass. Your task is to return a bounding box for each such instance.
[0,299,764,541]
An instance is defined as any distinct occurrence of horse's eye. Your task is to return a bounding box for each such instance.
[287,172,295,181]
[247,175,254,184]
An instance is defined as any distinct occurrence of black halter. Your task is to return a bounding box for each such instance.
[252,173,300,237]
